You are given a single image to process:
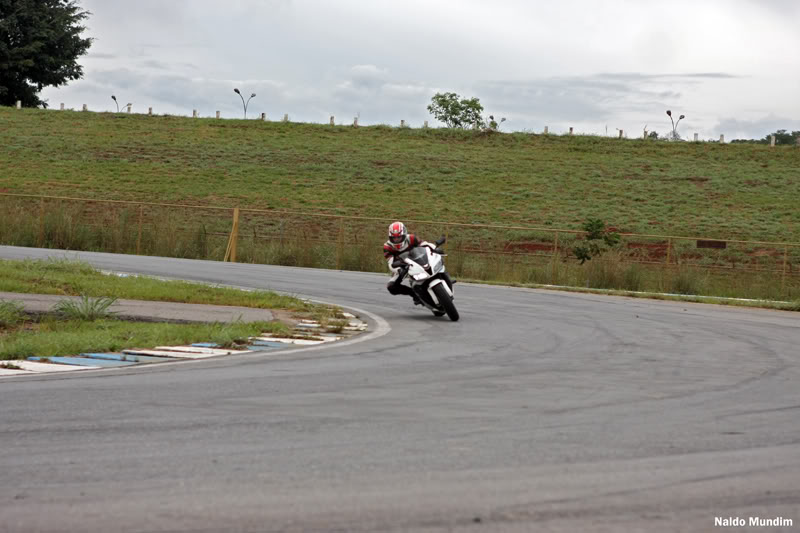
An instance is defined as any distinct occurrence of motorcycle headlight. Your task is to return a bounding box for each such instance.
[412,272,429,281]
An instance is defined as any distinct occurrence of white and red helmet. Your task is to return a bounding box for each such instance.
[388,221,409,251]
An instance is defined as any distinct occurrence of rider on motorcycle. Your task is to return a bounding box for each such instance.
[383,221,453,304]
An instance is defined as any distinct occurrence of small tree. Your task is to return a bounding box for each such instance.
[573,219,621,264]
[0,0,93,108]
[427,92,484,129]
[762,129,800,145]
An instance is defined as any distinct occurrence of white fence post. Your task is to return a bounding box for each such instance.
[216,111,220,119]
[283,113,289,122]
[330,116,335,126]
[353,117,358,127]
[719,134,724,143]
[400,120,405,127]
[15,101,21,109]
[569,127,573,135]
[618,129,624,139]
[148,107,153,116]
[770,135,776,147]
[261,113,266,121]
[82,104,88,112]
[544,126,548,134]
[126,104,131,113]
[694,133,699,142]
[60,103,65,111]
[193,110,198,118]
[424,120,428,128]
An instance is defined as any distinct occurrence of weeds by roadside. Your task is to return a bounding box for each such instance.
[0,319,287,361]
[0,300,25,327]
[53,295,118,321]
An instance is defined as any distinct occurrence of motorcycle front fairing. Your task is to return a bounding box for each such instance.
[404,246,453,307]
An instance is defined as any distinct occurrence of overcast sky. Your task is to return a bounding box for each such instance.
[42,0,800,140]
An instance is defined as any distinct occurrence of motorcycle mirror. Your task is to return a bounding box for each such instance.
[392,260,405,269]
[435,235,446,246]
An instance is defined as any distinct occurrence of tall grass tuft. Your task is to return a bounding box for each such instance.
[0,300,25,327]
[53,295,118,321]
[669,267,707,295]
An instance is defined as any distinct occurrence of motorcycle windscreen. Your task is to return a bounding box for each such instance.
[407,247,429,267]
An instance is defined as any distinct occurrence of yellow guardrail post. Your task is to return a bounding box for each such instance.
[224,207,240,262]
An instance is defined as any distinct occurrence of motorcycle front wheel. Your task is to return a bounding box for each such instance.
[432,283,459,322]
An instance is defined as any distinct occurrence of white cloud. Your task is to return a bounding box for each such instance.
[38,0,800,137]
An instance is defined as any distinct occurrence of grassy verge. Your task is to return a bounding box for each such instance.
[0,257,323,311]
[1,108,799,242]
[0,258,346,361]
[0,319,284,361]
[457,277,800,312]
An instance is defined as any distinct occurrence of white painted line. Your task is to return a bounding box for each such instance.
[122,349,221,359]
[253,337,326,346]
[153,346,250,355]
[341,312,356,319]
[4,360,100,372]
[0,367,31,376]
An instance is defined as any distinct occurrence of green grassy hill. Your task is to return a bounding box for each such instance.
[1,107,799,242]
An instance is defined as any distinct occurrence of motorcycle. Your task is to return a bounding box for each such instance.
[392,236,459,321]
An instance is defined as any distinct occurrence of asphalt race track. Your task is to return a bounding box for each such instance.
[1,246,798,532]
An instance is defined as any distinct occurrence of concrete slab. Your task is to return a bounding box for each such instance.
[253,337,326,346]
[153,346,250,356]
[0,367,32,376]
[10,360,99,372]
[29,356,137,368]
[122,349,221,359]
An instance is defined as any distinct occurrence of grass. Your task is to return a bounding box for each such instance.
[0,258,344,360]
[1,108,799,302]
[53,295,118,321]
[0,300,25,327]
[0,319,284,361]
[0,258,323,312]
[1,107,799,242]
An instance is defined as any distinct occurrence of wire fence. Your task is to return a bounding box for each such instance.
[1,192,799,299]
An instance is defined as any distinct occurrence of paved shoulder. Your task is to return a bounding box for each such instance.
[0,291,273,323]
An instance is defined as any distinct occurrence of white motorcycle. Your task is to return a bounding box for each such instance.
[392,237,459,321]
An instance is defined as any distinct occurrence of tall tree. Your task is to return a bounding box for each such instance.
[0,0,92,108]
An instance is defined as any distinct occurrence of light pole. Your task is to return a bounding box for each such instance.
[666,109,685,140]
[234,88,256,118]
[111,95,132,113]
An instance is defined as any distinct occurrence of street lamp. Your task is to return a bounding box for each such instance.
[234,88,256,118]
[111,95,132,113]
[666,109,685,140]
